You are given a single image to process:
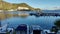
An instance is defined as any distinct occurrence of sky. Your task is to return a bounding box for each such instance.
[3,0,60,10]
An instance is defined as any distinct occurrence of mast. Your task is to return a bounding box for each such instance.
[0,18,1,27]
[0,0,3,27]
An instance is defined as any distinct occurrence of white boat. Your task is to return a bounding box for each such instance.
[0,24,13,34]
[0,24,8,34]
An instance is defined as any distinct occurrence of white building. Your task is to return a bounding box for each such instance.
[8,9,15,11]
[0,10,3,12]
[17,7,29,10]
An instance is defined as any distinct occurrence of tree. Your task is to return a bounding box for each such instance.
[54,19,60,33]
[50,26,58,34]
[51,20,60,34]
[54,19,60,29]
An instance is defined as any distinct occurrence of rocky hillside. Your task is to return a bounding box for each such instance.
[0,0,40,11]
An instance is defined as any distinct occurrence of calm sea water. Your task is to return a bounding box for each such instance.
[1,10,60,29]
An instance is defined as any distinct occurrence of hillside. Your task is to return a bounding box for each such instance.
[0,0,40,11]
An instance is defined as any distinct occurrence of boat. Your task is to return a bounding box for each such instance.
[16,24,29,34]
[30,25,43,34]
[0,20,13,34]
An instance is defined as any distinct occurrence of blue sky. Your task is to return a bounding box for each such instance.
[3,0,60,10]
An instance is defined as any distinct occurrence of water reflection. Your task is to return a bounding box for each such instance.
[0,12,29,20]
[1,11,60,29]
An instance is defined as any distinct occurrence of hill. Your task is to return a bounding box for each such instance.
[0,0,40,11]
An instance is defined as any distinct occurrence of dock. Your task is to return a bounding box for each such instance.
[29,12,60,16]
